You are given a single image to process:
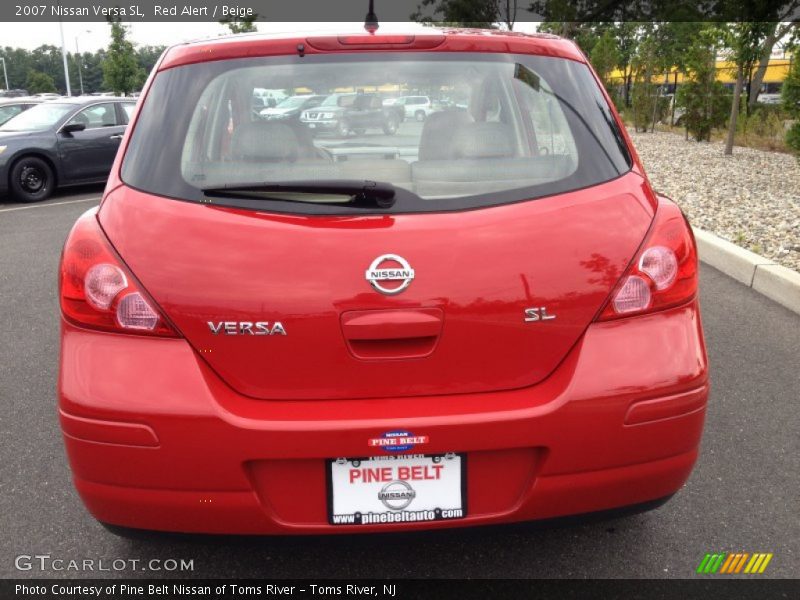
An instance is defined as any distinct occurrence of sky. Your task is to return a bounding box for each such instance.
[0,21,541,52]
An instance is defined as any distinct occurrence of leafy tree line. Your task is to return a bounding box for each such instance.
[1,15,257,97]
[557,21,798,153]
[0,42,163,95]
[783,50,800,153]
[411,1,800,156]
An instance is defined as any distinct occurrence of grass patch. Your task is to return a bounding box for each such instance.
[622,113,794,154]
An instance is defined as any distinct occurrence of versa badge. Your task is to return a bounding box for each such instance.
[207,321,287,335]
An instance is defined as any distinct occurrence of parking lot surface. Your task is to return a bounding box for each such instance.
[1,187,798,579]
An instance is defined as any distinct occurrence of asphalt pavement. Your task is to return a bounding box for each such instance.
[0,188,798,579]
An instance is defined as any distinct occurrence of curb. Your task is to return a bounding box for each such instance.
[694,228,800,315]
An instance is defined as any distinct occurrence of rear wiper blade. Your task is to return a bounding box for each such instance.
[202,179,396,208]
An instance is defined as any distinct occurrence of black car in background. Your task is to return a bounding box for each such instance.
[0,97,135,202]
[0,98,44,126]
[300,93,401,137]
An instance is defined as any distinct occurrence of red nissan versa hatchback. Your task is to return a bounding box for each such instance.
[58,29,709,535]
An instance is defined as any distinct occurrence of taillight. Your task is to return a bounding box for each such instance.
[598,199,698,320]
[59,208,179,337]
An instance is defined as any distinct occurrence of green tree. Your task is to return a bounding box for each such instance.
[748,21,797,110]
[220,13,258,34]
[135,45,166,74]
[82,49,106,93]
[1,47,34,90]
[25,70,56,94]
[1,45,68,93]
[676,28,729,142]
[589,29,620,94]
[782,48,800,156]
[411,0,518,29]
[588,23,704,110]
[102,17,145,96]
[537,21,600,54]
[721,23,774,155]
[611,22,642,108]
[630,27,666,132]
[540,22,642,107]
[652,22,706,73]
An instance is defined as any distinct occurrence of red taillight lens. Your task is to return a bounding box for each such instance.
[59,209,179,337]
[598,199,698,321]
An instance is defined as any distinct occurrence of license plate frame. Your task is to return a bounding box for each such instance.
[326,453,467,526]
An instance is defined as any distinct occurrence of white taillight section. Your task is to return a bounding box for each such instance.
[60,208,179,337]
[612,275,652,314]
[116,292,159,330]
[638,246,678,290]
[597,199,698,321]
[84,263,127,310]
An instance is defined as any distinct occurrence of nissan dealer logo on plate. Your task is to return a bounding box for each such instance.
[378,480,417,510]
[365,254,415,295]
[328,454,466,526]
[369,430,429,452]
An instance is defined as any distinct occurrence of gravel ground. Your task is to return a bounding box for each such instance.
[628,129,800,272]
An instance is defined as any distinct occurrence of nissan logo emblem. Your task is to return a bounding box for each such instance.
[365,254,415,295]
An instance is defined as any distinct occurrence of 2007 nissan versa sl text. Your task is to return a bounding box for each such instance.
[58,27,709,535]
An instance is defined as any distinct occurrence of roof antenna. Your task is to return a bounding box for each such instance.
[364,0,379,34]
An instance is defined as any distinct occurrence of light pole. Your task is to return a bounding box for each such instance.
[57,3,72,96]
[74,33,90,96]
[0,57,8,92]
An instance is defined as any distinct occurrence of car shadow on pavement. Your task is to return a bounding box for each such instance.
[99,500,669,579]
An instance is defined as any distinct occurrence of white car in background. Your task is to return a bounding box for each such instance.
[757,93,781,105]
[254,88,288,108]
[393,96,434,121]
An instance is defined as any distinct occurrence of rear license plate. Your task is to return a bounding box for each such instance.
[327,454,466,526]
[308,123,316,128]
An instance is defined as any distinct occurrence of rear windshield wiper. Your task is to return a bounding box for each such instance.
[202,179,396,209]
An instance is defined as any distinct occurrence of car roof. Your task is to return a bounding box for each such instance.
[0,97,45,105]
[160,28,582,71]
[41,96,132,106]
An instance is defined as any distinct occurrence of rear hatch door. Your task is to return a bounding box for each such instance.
[99,173,653,400]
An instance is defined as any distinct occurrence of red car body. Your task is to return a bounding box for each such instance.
[58,29,708,534]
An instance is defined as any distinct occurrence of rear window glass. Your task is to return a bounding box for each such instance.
[122,52,630,214]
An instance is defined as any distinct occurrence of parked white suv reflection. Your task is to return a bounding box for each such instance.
[393,96,433,121]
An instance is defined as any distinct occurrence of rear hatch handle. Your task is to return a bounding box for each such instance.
[341,308,444,360]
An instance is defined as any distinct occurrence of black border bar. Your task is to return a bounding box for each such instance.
[2,579,798,600]
[1,0,798,22]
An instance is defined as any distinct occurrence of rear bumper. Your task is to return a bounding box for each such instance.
[59,301,709,534]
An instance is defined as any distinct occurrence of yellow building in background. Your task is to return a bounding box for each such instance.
[608,55,793,94]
